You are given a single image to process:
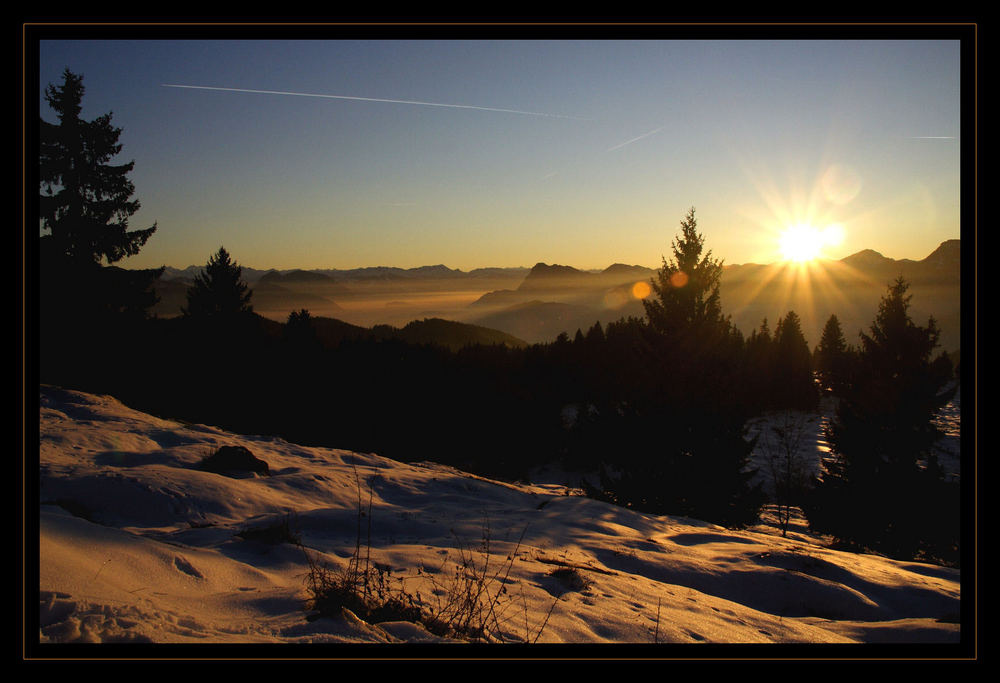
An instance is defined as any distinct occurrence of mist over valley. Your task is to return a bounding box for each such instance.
[150,239,961,352]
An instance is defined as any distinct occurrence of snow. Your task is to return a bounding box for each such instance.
[33,385,962,652]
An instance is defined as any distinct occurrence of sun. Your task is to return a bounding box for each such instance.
[779,224,831,263]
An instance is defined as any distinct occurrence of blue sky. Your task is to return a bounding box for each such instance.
[36,35,963,271]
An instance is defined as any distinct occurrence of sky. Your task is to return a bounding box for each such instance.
[34,33,964,272]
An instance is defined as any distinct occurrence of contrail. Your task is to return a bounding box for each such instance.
[162,84,592,120]
[607,125,664,152]
[911,136,957,139]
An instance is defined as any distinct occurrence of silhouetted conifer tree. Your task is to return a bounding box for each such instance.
[585,321,605,345]
[38,68,165,397]
[182,246,254,321]
[39,68,162,323]
[814,314,854,395]
[40,69,158,267]
[804,277,958,562]
[744,318,776,409]
[284,308,322,355]
[643,207,726,338]
[589,209,762,528]
[772,311,818,410]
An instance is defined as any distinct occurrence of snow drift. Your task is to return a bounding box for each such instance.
[33,386,962,653]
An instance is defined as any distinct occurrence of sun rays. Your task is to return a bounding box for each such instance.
[720,158,898,344]
[777,222,847,263]
[779,224,825,263]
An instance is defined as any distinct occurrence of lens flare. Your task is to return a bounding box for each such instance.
[820,164,862,205]
[631,281,652,299]
[670,271,689,288]
[821,223,845,248]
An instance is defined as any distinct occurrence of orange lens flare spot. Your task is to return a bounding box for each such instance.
[631,281,652,299]
[669,271,689,288]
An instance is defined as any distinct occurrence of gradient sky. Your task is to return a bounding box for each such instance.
[36,35,963,271]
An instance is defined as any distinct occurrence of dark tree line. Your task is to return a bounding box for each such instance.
[37,71,961,560]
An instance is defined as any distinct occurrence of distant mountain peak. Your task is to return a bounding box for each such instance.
[842,248,888,263]
[922,239,961,267]
[407,264,464,277]
[527,262,587,277]
[258,269,336,284]
[602,263,656,278]
[840,240,960,270]
[518,263,592,291]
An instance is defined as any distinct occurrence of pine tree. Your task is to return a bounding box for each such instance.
[592,208,763,528]
[772,310,817,410]
[40,69,157,267]
[584,320,605,345]
[284,308,322,354]
[814,314,853,395]
[744,318,776,409]
[182,246,254,321]
[804,277,958,561]
[38,68,163,399]
[643,207,726,338]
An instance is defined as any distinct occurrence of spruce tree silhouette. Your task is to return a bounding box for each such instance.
[773,310,817,410]
[745,318,776,408]
[182,246,254,321]
[814,314,854,395]
[643,207,726,337]
[283,308,323,358]
[38,68,164,396]
[804,277,958,562]
[39,68,163,323]
[40,69,158,267]
[589,208,763,528]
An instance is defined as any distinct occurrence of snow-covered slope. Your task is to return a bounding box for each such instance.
[34,386,961,649]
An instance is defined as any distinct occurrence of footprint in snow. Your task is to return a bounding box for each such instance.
[173,555,204,579]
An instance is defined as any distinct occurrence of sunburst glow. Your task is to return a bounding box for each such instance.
[778,223,845,263]
[779,225,824,262]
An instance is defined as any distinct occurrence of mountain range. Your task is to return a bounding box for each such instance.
[150,240,962,352]
[159,263,531,285]
[463,241,961,350]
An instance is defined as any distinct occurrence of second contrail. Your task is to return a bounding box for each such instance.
[162,84,592,120]
[607,125,664,151]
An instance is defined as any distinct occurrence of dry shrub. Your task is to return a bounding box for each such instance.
[300,467,555,642]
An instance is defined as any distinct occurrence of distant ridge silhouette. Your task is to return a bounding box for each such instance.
[147,240,959,348]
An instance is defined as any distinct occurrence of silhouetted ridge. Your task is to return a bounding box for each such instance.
[468,289,520,308]
[278,315,527,351]
[251,281,342,311]
[518,263,593,290]
[921,239,960,269]
[406,264,464,278]
[259,269,340,284]
[393,318,528,350]
[528,262,589,278]
[840,248,892,269]
[601,263,655,278]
